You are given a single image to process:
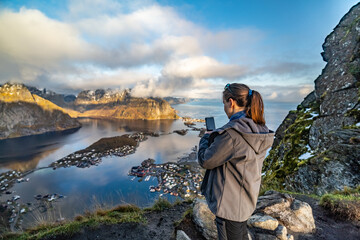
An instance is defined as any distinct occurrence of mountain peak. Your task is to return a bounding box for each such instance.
[0,82,35,102]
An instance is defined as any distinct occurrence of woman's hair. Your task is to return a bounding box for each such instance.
[223,83,265,125]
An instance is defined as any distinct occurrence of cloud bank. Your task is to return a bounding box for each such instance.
[0,0,319,102]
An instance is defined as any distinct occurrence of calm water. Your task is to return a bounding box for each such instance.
[0,99,297,226]
[174,99,297,131]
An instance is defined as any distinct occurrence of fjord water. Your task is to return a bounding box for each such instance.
[0,99,297,226]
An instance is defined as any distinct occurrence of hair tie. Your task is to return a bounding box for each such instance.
[249,89,253,97]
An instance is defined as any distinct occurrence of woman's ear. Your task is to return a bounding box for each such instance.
[229,98,236,108]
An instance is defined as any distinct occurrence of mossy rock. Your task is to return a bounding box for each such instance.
[262,105,318,190]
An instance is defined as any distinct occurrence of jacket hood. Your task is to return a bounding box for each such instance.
[215,117,274,154]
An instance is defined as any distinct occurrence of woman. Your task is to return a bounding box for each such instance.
[198,83,274,240]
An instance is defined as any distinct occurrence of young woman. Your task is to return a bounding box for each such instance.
[198,83,274,240]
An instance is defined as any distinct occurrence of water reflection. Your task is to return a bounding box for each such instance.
[0,118,181,173]
[0,148,59,172]
[0,131,200,227]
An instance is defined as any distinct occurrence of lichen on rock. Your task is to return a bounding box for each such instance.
[262,3,360,194]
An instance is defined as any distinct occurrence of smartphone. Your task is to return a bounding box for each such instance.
[205,117,216,131]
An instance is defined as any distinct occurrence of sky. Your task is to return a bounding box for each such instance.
[0,0,359,102]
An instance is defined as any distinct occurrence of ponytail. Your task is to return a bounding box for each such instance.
[223,83,266,125]
[246,90,265,125]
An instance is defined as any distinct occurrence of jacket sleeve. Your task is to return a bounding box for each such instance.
[198,131,235,170]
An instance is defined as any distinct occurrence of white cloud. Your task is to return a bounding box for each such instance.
[0,8,94,66]
[162,56,247,79]
[0,1,319,101]
[253,84,314,102]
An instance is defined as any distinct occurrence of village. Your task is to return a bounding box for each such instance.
[128,150,204,199]
[50,132,151,169]
[0,129,204,229]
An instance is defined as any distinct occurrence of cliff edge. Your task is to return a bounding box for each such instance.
[0,83,81,140]
[263,3,360,195]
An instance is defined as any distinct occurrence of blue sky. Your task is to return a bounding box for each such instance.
[0,0,359,101]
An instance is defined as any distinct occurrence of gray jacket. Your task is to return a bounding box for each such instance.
[198,117,274,222]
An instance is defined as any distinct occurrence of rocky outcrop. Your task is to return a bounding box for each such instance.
[0,83,81,140]
[193,191,315,240]
[263,3,360,194]
[26,85,76,109]
[255,191,315,233]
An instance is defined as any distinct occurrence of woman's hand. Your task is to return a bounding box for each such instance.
[205,131,213,135]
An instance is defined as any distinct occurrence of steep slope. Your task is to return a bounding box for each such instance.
[263,3,360,195]
[0,83,81,140]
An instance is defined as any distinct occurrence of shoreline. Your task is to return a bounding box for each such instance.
[0,120,205,232]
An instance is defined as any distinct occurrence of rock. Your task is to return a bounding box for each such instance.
[247,214,279,231]
[285,143,360,194]
[256,191,315,233]
[262,3,360,194]
[177,230,191,240]
[275,225,287,240]
[174,129,188,136]
[193,198,217,240]
[256,191,293,210]
[256,234,278,240]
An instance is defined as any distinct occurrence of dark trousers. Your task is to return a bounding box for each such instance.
[215,216,249,240]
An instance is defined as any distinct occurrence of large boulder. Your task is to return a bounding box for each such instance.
[193,198,217,240]
[255,191,316,233]
[247,214,279,231]
[193,192,314,239]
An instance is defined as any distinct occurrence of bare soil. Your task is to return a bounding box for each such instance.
[291,194,360,240]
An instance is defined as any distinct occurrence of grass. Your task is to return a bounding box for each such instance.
[2,198,188,240]
[319,186,360,221]
[2,203,146,240]
[174,208,194,228]
[144,197,173,211]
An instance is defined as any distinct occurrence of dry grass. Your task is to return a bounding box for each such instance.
[320,186,360,221]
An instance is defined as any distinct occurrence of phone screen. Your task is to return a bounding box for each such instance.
[205,117,216,131]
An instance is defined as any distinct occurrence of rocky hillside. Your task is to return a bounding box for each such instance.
[63,88,179,120]
[263,3,360,195]
[29,86,179,120]
[0,83,81,140]
[26,85,76,109]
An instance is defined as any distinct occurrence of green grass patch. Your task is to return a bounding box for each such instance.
[320,186,360,221]
[145,197,173,211]
[2,204,147,240]
[2,198,191,239]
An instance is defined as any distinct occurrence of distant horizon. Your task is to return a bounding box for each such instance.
[1,80,303,103]
[1,0,358,102]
